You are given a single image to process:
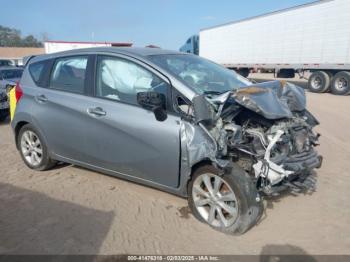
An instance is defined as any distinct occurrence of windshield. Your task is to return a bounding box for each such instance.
[1,69,23,79]
[148,54,251,95]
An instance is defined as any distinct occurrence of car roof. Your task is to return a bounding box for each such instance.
[31,47,184,63]
[59,47,180,56]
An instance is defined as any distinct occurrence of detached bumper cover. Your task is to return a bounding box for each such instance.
[283,150,323,173]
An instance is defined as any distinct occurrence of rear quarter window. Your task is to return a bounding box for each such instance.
[29,61,46,86]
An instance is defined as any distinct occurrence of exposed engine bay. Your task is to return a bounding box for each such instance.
[188,80,322,196]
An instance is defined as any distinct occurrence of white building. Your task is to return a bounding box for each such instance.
[44,41,133,54]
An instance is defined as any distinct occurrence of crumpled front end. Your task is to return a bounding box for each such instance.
[183,80,322,196]
[246,117,322,194]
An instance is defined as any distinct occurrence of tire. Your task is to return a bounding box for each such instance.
[330,71,350,95]
[17,124,56,171]
[308,71,330,93]
[188,164,263,235]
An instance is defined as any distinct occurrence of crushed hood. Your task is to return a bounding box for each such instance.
[231,80,306,119]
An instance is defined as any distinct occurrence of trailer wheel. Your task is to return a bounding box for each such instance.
[330,71,350,95]
[308,71,330,93]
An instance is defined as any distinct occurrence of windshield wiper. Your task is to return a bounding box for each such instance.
[202,90,223,95]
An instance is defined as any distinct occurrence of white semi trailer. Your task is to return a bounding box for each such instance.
[199,0,350,95]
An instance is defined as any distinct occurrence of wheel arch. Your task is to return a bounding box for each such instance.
[14,121,29,149]
[186,159,213,188]
[191,159,213,176]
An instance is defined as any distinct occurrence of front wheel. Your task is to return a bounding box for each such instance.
[188,164,263,235]
[18,124,56,171]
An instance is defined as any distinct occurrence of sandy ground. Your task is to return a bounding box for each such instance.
[0,75,350,255]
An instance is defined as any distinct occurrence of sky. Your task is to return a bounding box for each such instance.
[1,0,315,50]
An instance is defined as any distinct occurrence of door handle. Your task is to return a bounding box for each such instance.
[35,94,48,103]
[87,107,106,117]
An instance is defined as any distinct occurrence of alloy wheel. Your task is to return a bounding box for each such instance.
[20,130,43,167]
[192,173,238,228]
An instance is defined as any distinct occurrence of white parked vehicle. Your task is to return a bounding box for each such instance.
[199,0,350,95]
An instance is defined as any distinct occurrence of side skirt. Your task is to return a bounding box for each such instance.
[51,153,187,198]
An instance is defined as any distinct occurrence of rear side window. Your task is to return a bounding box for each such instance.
[50,56,88,94]
[29,62,45,84]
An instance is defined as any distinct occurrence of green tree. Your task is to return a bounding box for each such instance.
[0,25,43,47]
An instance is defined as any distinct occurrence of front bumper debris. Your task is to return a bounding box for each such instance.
[283,150,323,173]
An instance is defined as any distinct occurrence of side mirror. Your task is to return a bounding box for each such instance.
[192,94,215,124]
[137,91,167,121]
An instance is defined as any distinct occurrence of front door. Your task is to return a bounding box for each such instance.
[83,55,181,188]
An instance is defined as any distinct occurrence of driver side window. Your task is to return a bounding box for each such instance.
[96,56,168,106]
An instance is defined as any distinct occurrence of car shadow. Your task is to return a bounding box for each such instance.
[0,182,114,255]
[260,244,317,261]
[49,161,72,170]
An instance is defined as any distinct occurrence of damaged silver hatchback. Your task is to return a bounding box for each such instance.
[12,48,322,234]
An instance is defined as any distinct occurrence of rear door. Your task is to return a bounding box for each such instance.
[82,54,181,188]
[30,55,96,161]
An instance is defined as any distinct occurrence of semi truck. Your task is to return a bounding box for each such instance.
[197,0,350,95]
[180,35,199,55]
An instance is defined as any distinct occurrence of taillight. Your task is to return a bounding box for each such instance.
[15,81,23,102]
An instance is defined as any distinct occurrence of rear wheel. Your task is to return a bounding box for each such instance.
[18,124,56,171]
[308,71,330,93]
[188,164,263,235]
[330,71,350,95]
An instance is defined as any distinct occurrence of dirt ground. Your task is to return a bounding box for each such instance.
[0,74,350,255]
